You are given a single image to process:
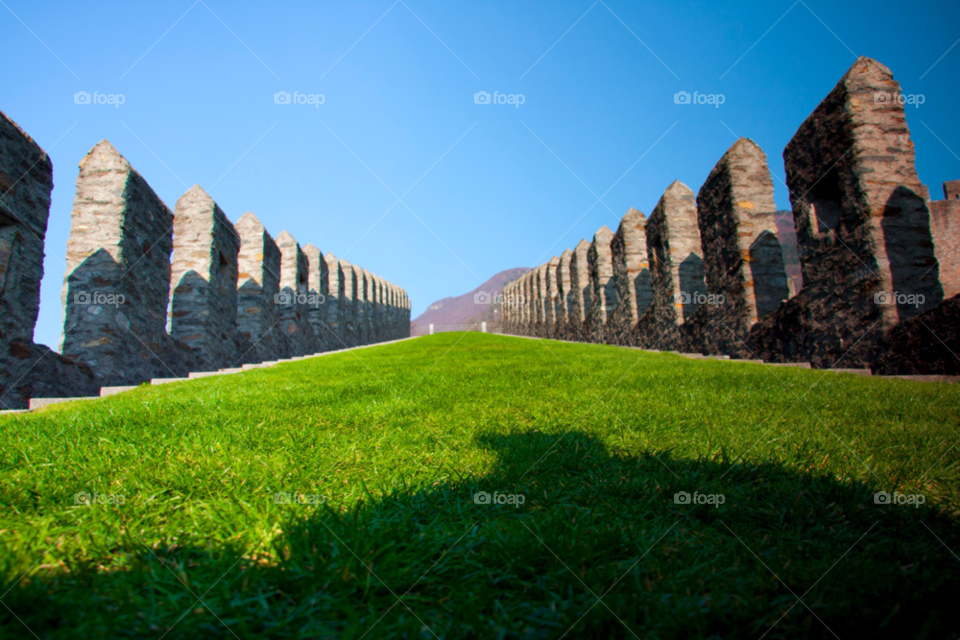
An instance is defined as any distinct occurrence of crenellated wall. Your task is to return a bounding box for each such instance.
[501,57,959,375]
[0,116,410,408]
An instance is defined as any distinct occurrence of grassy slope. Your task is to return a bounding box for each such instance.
[1,332,959,639]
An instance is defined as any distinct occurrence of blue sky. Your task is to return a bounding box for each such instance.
[4,0,959,348]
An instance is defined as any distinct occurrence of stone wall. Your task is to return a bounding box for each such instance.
[500,56,955,375]
[607,207,651,346]
[61,141,198,386]
[586,226,616,343]
[0,111,98,408]
[0,110,410,407]
[170,185,252,371]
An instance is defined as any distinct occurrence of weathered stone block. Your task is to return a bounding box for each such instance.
[679,138,786,357]
[930,182,960,299]
[586,226,616,342]
[556,249,573,337]
[339,259,357,347]
[170,185,253,370]
[567,239,592,341]
[236,212,294,362]
[276,231,321,356]
[608,208,652,345]
[318,250,342,349]
[637,180,703,350]
[61,141,198,385]
[751,57,942,367]
[545,256,560,337]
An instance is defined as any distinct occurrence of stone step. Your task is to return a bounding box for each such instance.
[828,368,872,376]
[29,396,96,410]
[764,362,812,368]
[151,378,188,385]
[100,386,137,397]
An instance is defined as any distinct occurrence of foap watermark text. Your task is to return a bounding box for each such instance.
[74,91,125,107]
[474,490,525,508]
[274,91,325,107]
[674,91,724,107]
[474,91,525,107]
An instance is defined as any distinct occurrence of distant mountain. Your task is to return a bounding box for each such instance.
[411,267,530,331]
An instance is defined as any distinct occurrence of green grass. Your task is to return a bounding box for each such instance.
[1,332,959,639]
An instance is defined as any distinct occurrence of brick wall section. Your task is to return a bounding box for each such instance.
[170,185,252,370]
[61,141,198,385]
[930,181,960,299]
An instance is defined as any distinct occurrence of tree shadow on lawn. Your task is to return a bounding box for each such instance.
[4,431,960,639]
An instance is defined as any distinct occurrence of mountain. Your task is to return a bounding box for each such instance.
[411,267,530,332]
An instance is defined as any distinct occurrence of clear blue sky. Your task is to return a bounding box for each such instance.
[4,0,958,348]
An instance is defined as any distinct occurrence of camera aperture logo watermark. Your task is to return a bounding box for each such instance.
[274,91,325,107]
[674,291,724,307]
[674,490,725,508]
[474,91,525,108]
[474,490,525,508]
[874,491,925,508]
[74,290,125,309]
[674,91,725,108]
[74,91,125,107]
[874,92,924,108]
[74,490,125,506]
[874,291,924,308]
[274,291,326,308]
[273,491,327,505]
[474,290,526,307]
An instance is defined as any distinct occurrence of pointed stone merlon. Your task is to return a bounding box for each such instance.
[609,207,652,342]
[169,185,251,370]
[315,249,340,347]
[236,211,291,361]
[571,239,592,330]
[0,110,50,346]
[338,259,357,347]
[275,230,320,356]
[697,137,786,329]
[546,256,560,334]
[784,56,941,328]
[645,180,703,328]
[557,249,573,333]
[587,226,616,341]
[929,180,960,299]
[61,141,197,386]
[0,110,101,409]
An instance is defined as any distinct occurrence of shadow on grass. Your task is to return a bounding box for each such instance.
[3,431,959,639]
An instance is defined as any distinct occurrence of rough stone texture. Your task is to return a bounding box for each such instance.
[608,208,652,345]
[567,239,592,341]
[61,141,198,386]
[0,111,99,408]
[339,259,357,347]
[586,226,616,343]
[169,185,253,370]
[319,251,342,348]
[556,249,573,336]
[275,231,321,356]
[522,271,534,335]
[636,180,703,350]
[354,266,369,345]
[546,256,560,337]
[751,57,942,368]
[874,293,960,374]
[303,242,335,353]
[678,138,786,357]
[236,212,294,362]
[930,181,960,299]
[368,271,381,343]
[776,209,803,296]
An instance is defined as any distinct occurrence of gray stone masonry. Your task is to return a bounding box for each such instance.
[170,185,253,370]
[275,230,321,356]
[587,226,616,342]
[608,208,652,345]
[61,140,198,386]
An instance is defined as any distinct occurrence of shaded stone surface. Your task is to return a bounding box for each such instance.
[546,256,560,337]
[636,180,702,350]
[930,181,960,299]
[170,185,252,370]
[0,110,99,408]
[751,57,942,367]
[608,208,651,345]
[587,226,616,342]
[567,239,592,341]
[556,249,573,336]
[276,231,320,356]
[318,250,342,349]
[236,212,293,362]
[679,138,786,357]
[61,141,198,386]
[354,265,368,345]
[874,293,960,374]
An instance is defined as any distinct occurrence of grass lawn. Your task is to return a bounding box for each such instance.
[1,332,959,639]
